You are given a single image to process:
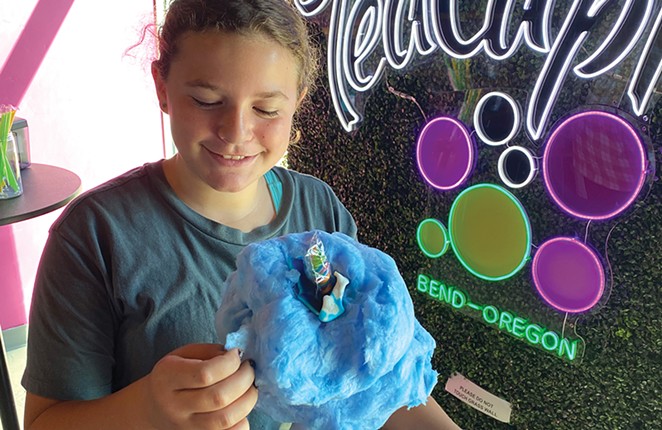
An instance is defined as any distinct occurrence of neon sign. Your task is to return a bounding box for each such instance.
[542,110,648,221]
[416,116,475,190]
[531,237,605,313]
[294,0,662,136]
[296,1,657,361]
[473,92,521,147]
[497,146,537,189]
[416,218,449,258]
[409,65,648,361]
[417,273,581,361]
[414,106,651,360]
[447,184,531,282]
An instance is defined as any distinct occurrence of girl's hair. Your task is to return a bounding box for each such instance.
[153,0,318,97]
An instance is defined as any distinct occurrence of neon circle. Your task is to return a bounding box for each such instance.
[416,116,475,191]
[473,92,520,146]
[532,237,605,313]
[417,218,450,258]
[498,146,537,188]
[448,183,531,281]
[542,111,648,220]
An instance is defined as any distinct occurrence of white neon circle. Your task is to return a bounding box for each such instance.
[473,91,521,146]
[498,146,537,189]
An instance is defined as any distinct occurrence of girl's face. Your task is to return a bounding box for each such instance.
[153,30,302,193]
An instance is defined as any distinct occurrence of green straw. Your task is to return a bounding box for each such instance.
[0,107,20,193]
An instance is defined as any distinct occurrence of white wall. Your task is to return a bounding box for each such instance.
[0,0,165,329]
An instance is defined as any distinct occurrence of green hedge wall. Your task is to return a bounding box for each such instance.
[288,7,662,430]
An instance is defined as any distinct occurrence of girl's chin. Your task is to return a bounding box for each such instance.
[206,175,260,194]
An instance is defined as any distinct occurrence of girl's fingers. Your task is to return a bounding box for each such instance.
[177,360,256,414]
[154,346,242,391]
[170,343,233,360]
[191,383,259,429]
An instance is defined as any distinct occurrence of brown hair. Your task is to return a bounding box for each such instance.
[153,0,318,98]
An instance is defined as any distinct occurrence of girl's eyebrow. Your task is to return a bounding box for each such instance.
[256,91,289,101]
[185,79,289,100]
[185,79,218,90]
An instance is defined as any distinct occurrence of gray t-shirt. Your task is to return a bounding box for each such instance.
[23,161,356,427]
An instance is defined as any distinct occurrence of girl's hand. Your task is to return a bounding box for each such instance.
[146,343,257,430]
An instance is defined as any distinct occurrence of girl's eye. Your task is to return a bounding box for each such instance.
[255,108,279,118]
[192,97,220,108]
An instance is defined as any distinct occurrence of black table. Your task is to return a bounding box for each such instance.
[0,163,81,430]
[0,163,82,226]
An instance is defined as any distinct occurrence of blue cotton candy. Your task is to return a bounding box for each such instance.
[215,231,438,429]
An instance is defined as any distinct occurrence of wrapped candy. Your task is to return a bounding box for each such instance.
[304,231,333,294]
[298,231,348,322]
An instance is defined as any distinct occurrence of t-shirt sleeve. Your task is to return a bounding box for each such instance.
[22,223,117,401]
[284,168,358,240]
[309,174,358,239]
[333,193,358,240]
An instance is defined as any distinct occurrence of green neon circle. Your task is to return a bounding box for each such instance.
[417,218,450,258]
[448,183,531,281]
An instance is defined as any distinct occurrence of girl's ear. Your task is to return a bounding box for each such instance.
[152,62,168,113]
[296,87,309,109]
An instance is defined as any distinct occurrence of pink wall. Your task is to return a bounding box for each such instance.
[1,0,165,329]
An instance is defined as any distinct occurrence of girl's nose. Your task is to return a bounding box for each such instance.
[216,107,251,144]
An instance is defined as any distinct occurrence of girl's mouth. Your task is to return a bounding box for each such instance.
[205,146,257,166]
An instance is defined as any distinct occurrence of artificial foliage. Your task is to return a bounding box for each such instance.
[288,6,662,429]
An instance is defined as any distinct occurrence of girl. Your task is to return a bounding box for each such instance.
[22,1,460,428]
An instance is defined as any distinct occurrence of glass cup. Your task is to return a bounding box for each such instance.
[0,132,23,199]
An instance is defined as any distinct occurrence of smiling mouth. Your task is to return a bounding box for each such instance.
[204,146,258,164]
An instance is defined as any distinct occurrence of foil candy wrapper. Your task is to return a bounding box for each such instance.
[304,231,333,294]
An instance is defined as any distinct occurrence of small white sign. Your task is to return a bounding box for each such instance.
[445,373,513,423]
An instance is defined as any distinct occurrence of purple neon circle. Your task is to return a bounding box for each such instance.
[416,116,475,191]
[542,111,647,220]
[532,237,605,313]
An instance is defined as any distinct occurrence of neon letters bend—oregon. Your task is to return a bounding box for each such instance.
[294,0,662,137]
